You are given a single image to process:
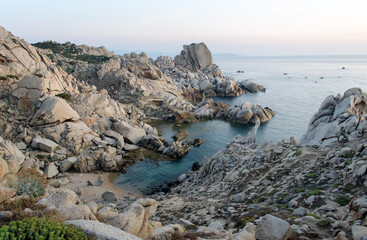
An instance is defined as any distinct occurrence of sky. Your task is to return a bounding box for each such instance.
[2,0,367,56]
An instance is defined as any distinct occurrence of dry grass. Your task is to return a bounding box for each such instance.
[0,197,66,227]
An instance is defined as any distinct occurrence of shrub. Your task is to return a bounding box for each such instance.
[56,92,72,101]
[345,153,354,158]
[5,75,16,79]
[0,76,8,80]
[306,213,321,219]
[304,173,317,179]
[0,198,66,227]
[309,190,324,196]
[293,150,302,157]
[0,217,88,240]
[316,219,334,228]
[234,216,255,229]
[336,195,350,206]
[9,175,46,198]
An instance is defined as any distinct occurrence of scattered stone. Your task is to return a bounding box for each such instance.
[31,137,58,153]
[87,176,104,186]
[45,162,59,178]
[102,191,117,202]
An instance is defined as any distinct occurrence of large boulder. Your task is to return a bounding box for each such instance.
[109,199,157,239]
[114,121,146,145]
[58,205,97,220]
[37,188,77,208]
[65,220,142,240]
[174,42,214,72]
[240,80,265,93]
[256,214,292,240]
[0,140,25,173]
[301,88,367,146]
[30,97,79,126]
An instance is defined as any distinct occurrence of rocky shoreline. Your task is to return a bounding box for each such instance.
[1,25,367,240]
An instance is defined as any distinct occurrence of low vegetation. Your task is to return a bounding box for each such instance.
[8,169,47,198]
[336,195,350,206]
[0,217,89,240]
[32,41,110,64]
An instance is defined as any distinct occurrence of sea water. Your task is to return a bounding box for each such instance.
[112,55,367,193]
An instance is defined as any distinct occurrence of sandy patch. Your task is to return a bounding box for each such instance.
[64,172,140,203]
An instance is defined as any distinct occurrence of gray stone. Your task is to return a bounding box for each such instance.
[102,191,117,202]
[65,220,141,240]
[256,214,292,240]
[59,157,78,172]
[31,137,58,153]
[352,225,367,240]
[292,207,308,217]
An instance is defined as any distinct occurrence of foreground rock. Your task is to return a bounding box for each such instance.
[109,199,157,239]
[256,214,292,240]
[65,220,142,240]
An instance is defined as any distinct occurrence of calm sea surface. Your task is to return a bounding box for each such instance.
[112,55,367,193]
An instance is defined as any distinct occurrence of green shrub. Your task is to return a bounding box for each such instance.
[0,217,88,240]
[9,175,46,198]
[316,219,334,228]
[345,153,354,158]
[309,190,324,196]
[0,76,8,80]
[336,195,350,206]
[306,213,321,219]
[234,216,255,229]
[293,150,302,157]
[304,173,317,179]
[56,92,72,101]
[5,75,16,79]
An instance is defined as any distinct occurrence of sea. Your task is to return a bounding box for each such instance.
[111,55,367,193]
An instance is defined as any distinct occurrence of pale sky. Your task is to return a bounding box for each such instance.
[2,0,367,56]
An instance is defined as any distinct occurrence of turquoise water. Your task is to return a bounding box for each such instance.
[113,55,367,193]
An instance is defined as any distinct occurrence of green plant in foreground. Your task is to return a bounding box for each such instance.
[9,175,46,198]
[0,75,8,80]
[336,195,350,206]
[0,217,88,240]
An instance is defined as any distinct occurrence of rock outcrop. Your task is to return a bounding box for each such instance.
[174,42,214,72]
[301,88,367,146]
[0,27,78,112]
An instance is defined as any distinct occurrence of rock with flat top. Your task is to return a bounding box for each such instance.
[114,121,146,144]
[31,136,58,152]
[37,188,77,208]
[65,220,141,240]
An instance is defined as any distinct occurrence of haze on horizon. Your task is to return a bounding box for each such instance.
[2,0,367,57]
